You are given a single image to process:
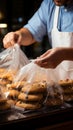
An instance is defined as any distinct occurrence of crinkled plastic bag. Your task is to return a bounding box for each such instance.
[13,61,49,83]
[12,61,64,110]
[43,61,73,106]
[0,44,30,71]
[12,59,73,109]
[0,85,12,111]
[8,61,67,111]
[10,62,49,110]
[0,44,30,99]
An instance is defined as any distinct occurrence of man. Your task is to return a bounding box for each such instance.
[3,0,73,70]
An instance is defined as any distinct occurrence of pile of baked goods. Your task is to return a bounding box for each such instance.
[44,79,73,107]
[1,67,73,111]
[44,82,64,107]
[0,98,11,111]
[0,87,11,111]
[0,68,16,111]
[6,80,47,110]
[58,79,73,102]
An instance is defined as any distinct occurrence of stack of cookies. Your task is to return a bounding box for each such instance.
[0,98,11,111]
[6,81,27,105]
[0,68,16,106]
[0,88,11,111]
[0,68,16,93]
[44,82,64,107]
[16,81,47,110]
[6,80,66,109]
[45,79,73,106]
[58,79,73,102]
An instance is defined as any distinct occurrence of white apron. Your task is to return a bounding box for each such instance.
[49,6,73,81]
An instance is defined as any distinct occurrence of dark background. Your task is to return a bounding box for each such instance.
[0,0,51,59]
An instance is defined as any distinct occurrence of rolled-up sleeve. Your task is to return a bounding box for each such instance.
[24,0,48,42]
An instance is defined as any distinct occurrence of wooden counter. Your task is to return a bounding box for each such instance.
[0,102,73,129]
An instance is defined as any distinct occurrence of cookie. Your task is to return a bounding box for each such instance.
[59,79,73,86]
[0,68,6,73]
[18,92,44,102]
[0,98,7,104]
[7,81,27,91]
[63,94,73,102]
[45,97,63,106]
[0,102,11,111]
[7,99,16,105]
[7,89,19,99]
[21,81,47,94]
[16,101,41,110]
[62,88,73,94]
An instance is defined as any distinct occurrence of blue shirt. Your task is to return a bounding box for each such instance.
[24,0,73,42]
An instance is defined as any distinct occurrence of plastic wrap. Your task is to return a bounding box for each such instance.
[5,59,73,111]
[0,44,29,70]
[5,61,63,111]
[44,64,73,106]
[5,61,48,110]
[0,44,30,108]
[0,44,30,86]
[13,61,49,83]
[0,87,11,111]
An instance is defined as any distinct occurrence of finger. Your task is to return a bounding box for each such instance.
[36,62,54,69]
[35,56,49,64]
[3,41,14,48]
[35,59,56,68]
[4,43,11,48]
[39,49,52,58]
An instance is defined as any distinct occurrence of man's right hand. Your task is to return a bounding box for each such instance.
[3,28,36,48]
[3,31,21,48]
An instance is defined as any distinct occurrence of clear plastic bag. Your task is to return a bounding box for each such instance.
[43,64,73,106]
[0,44,30,71]
[0,86,11,111]
[5,58,73,110]
[6,61,49,111]
[0,44,30,84]
[13,61,49,83]
[13,61,73,109]
[0,44,30,107]
[12,61,63,110]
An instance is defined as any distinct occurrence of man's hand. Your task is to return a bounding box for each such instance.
[3,28,36,48]
[3,31,21,48]
[35,47,65,69]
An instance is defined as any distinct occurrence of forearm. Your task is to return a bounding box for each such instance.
[53,47,73,63]
[35,47,73,69]
[16,27,36,46]
[62,47,73,61]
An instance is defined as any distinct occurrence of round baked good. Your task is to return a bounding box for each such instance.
[0,98,7,104]
[7,81,27,91]
[59,79,73,86]
[21,81,47,94]
[0,80,10,86]
[0,96,11,110]
[0,102,11,111]
[58,79,73,95]
[45,97,63,106]
[16,101,41,110]
[18,92,44,102]
[62,88,73,94]
[7,99,16,105]
[63,94,73,102]
[0,72,11,78]
[7,89,20,100]
[0,68,6,73]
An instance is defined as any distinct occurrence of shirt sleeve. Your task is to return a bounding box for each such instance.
[24,0,48,42]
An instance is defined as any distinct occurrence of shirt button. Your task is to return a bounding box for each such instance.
[65,9,67,12]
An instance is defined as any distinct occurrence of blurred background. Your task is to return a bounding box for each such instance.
[0,0,51,59]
